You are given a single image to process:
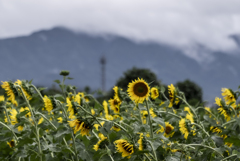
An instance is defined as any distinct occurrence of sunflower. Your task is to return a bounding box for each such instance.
[137,133,144,151]
[74,93,81,105]
[103,100,109,115]
[150,108,157,118]
[8,109,23,132]
[1,81,18,106]
[111,124,121,132]
[225,142,233,148]
[184,107,194,123]
[157,122,175,138]
[222,88,236,106]
[150,87,159,100]
[127,78,150,104]
[215,97,231,121]
[210,126,222,134]
[7,140,15,148]
[205,107,212,118]
[91,109,95,115]
[0,95,4,102]
[113,86,122,100]
[168,84,179,107]
[43,95,56,113]
[38,117,44,125]
[69,118,91,136]
[108,97,121,114]
[15,80,32,100]
[141,110,148,124]
[179,118,189,139]
[114,139,134,158]
[93,134,108,151]
[93,121,105,131]
[57,117,63,123]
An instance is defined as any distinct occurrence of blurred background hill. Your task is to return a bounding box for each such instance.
[0,27,240,103]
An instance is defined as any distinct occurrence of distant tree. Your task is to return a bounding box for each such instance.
[175,79,203,106]
[116,67,161,91]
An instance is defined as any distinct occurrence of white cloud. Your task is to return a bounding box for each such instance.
[0,0,240,51]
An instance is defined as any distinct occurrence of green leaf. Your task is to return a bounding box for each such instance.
[152,117,165,128]
[54,79,61,84]
[225,136,240,147]
[232,150,240,158]
[67,77,74,80]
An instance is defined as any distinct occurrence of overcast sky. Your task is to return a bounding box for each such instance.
[0,0,240,51]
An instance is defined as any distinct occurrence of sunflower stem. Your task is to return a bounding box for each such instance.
[0,121,18,142]
[186,144,223,158]
[56,101,79,161]
[35,112,57,130]
[177,95,199,123]
[145,100,154,138]
[147,140,158,161]
[3,106,11,125]
[221,154,237,161]
[157,111,181,119]
[222,119,236,127]
[144,154,152,161]
[137,104,143,125]
[195,107,219,122]
[16,85,42,161]
[29,84,44,101]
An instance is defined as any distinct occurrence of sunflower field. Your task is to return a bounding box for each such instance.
[1,70,240,161]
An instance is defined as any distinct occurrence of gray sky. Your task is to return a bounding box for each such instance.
[0,0,240,51]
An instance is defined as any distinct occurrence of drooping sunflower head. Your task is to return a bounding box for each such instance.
[93,134,108,151]
[127,78,150,104]
[150,87,159,100]
[108,97,121,114]
[15,80,33,100]
[1,81,18,106]
[69,118,91,135]
[43,96,57,113]
[137,133,147,151]
[114,139,134,158]
[179,118,189,139]
[113,86,122,100]
[168,84,179,107]
[19,107,31,119]
[141,110,148,124]
[210,126,222,134]
[221,88,236,104]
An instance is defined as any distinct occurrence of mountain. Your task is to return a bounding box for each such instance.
[0,27,239,103]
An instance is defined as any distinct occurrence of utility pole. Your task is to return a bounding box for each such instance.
[100,55,106,92]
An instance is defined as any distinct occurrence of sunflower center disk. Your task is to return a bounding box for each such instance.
[165,126,172,134]
[133,82,148,97]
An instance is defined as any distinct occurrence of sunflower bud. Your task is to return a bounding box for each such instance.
[60,70,70,76]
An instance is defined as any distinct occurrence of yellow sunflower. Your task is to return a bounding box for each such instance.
[103,100,109,115]
[127,78,150,104]
[205,107,212,118]
[93,134,108,151]
[1,81,18,106]
[15,80,32,100]
[150,108,157,118]
[215,97,231,121]
[157,122,175,138]
[141,110,148,124]
[69,118,91,136]
[184,107,194,123]
[108,97,121,114]
[93,121,105,131]
[43,95,54,113]
[7,140,15,148]
[222,88,236,107]
[0,95,5,102]
[74,93,81,105]
[38,117,44,125]
[8,109,23,132]
[137,133,144,151]
[225,142,233,148]
[168,84,179,107]
[114,139,134,158]
[150,87,159,100]
[210,126,222,134]
[57,117,63,123]
[111,124,121,132]
[179,118,189,139]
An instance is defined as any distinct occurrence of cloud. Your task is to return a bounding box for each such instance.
[0,0,240,51]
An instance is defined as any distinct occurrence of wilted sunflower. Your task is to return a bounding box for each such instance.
[168,84,179,107]
[215,97,231,121]
[0,95,4,102]
[15,80,32,100]
[108,97,121,114]
[43,96,56,113]
[8,109,23,132]
[157,122,175,138]
[179,118,189,139]
[222,88,236,105]
[137,133,144,151]
[127,78,150,104]
[184,107,194,123]
[1,81,18,106]
[69,118,91,136]
[150,87,159,100]
[210,126,222,134]
[93,133,108,151]
[114,139,134,158]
